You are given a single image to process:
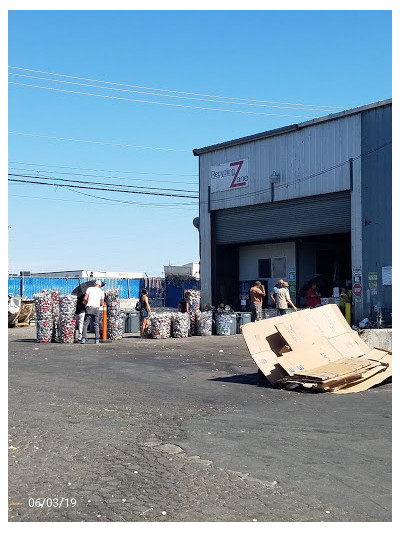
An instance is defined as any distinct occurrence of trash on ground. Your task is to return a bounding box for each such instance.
[241,304,392,394]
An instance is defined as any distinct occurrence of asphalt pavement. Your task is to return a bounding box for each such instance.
[8,326,392,522]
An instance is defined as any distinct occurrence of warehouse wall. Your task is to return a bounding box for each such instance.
[360,104,392,319]
[197,102,390,309]
[239,242,295,281]
[198,113,361,305]
[199,114,359,212]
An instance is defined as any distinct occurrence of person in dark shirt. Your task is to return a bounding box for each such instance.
[178,292,190,313]
[74,294,86,342]
[139,289,151,338]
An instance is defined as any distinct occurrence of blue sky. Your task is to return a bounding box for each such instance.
[7,9,392,276]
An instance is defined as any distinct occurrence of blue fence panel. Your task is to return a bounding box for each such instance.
[165,283,182,308]
[128,279,141,298]
[8,278,22,297]
[143,277,165,299]
[9,277,150,300]
[183,280,200,292]
[22,278,81,298]
[83,278,129,298]
[165,280,200,308]
[65,279,82,293]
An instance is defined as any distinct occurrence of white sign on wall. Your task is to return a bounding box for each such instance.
[210,159,249,193]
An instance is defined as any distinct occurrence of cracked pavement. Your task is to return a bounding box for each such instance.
[8,326,391,522]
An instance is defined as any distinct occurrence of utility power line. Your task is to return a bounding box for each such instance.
[8,166,198,188]
[62,186,197,207]
[9,160,198,179]
[9,66,346,110]
[8,82,320,118]
[8,131,191,152]
[8,166,199,187]
[8,177,198,199]
[8,193,197,209]
[8,72,342,113]
[8,172,198,194]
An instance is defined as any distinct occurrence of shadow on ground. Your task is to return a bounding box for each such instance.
[209,373,259,386]
[10,338,38,343]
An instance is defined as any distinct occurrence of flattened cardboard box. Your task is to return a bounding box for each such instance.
[280,358,386,391]
[274,305,354,351]
[332,349,392,394]
[241,304,392,392]
[241,316,294,383]
[277,337,343,376]
[289,357,383,382]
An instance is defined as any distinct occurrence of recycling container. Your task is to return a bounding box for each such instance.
[124,312,131,333]
[236,312,251,333]
[263,308,278,319]
[130,312,140,333]
[124,311,140,333]
[215,314,233,335]
[229,313,237,335]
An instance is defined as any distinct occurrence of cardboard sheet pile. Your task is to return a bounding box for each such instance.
[241,304,392,394]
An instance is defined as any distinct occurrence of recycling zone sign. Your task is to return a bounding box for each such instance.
[210,159,249,193]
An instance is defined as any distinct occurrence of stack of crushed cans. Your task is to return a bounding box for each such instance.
[196,310,213,336]
[34,290,77,343]
[50,290,60,342]
[171,312,190,338]
[186,289,201,336]
[58,294,77,343]
[34,290,55,343]
[150,313,172,338]
[104,289,123,340]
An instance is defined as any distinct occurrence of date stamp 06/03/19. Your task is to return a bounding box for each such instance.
[28,497,77,509]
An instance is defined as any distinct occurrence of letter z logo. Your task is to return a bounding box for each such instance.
[229,160,245,188]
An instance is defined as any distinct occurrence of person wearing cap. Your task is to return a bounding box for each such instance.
[81,280,105,344]
[275,280,297,315]
[270,278,289,305]
[249,281,266,322]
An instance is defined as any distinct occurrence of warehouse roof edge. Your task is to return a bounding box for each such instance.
[193,98,392,156]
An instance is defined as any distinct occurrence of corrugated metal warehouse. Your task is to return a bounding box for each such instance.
[193,99,392,324]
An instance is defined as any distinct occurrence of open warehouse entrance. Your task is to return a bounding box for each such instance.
[212,232,351,311]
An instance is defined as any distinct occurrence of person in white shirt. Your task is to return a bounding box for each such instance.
[275,281,297,315]
[81,280,105,344]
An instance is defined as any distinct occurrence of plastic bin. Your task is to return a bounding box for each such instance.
[131,312,140,333]
[229,314,237,335]
[263,308,278,319]
[236,312,251,333]
[125,311,140,333]
[124,312,131,333]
